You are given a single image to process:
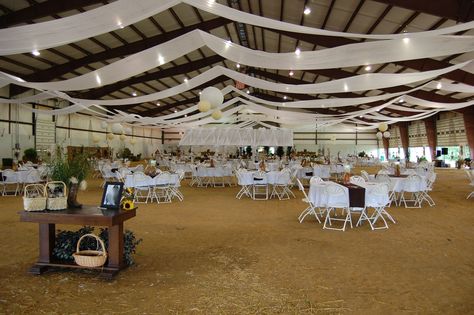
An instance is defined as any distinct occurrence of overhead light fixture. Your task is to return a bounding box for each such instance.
[174,110,177,113]
[184,114,187,117]
[283,95,287,100]
[236,63,240,68]
[199,91,202,95]
[343,83,349,92]
[95,74,102,85]
[289,71,294,76]
[32,50,40,56]
[303,7,311,15]
[246,90,250,94]
[403,37,410,44]
[225,39,232,48]
[436,82,442,89]
[365,65,372,71]
[183,78,188,83]
[132,91,137,97]
[156,102,160,106]
[295,48,301,56]
[157,54,165,65]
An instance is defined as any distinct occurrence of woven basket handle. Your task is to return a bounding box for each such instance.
[76,233,107,254]
[23,184,47,197]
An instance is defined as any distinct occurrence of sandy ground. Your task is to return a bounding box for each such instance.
[0,167,473,314]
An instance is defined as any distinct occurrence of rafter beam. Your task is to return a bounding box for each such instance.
[371,0,474,22]
[0,0,105,28]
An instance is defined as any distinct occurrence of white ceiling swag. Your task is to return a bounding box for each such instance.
[1,0,474,55]
[0,58,471,103]
[1,29,473,91]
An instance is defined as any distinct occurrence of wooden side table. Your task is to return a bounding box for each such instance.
[19,206,136,279]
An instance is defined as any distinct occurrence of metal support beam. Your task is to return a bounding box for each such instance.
[371,0,474,22]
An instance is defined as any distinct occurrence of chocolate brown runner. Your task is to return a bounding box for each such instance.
[339,183,366,208]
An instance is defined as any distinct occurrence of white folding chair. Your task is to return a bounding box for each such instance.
[366,183,394,230]
[360,170,370,182]
[375,174,396,207]
[1,169,19,196]
[270,171,291,200]
[323,184,352,231]
[252,171,268,200]
[235,170,252,199]
[132,172,152,203]
[169,172,184,201]
[297,178,321,223]
[399,174,424,208]
[150,172,172,203]
[350,175,366,186]
[466,170,474,199]
[420,172,436,206]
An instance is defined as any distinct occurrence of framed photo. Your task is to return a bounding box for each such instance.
[100,182,124,209]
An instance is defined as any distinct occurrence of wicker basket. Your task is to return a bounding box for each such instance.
[23,184,47,211]
[73,234,108,268]
[46,181,68,210]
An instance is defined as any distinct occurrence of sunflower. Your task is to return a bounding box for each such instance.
[121,199,135,210]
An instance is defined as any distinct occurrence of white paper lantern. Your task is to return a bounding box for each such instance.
[92,135,100,143]
[119,133,126,141]
[124,126,132,134]
[100,121,108,129]
[378,122,388,132]
[111,123,123,134]
[200,87,223,109]
[383,131,391,138]
[211,109,222,120]
[376,131,383,139]
[198,100,211,112]
[107,132,115,141]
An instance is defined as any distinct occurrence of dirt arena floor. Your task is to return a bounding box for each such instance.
[0,167,473,314]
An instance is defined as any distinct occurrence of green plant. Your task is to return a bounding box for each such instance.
[119,147,133,159]
[358,151,367,158]
[276,146,284,158]
[49,151,91,186]
[245,146,252,157]
[418,156,427,162]
[23,148,38,162]
[52,226,142,266]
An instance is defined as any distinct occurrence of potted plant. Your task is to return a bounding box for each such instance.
[23,148,38,163]
[276,146,284,159]
[49,151,91,208]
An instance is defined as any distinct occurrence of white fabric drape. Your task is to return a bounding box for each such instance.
[1,30,473,91]
[2,0,474,55]
[179,127,293,147]
[1,61,471,104]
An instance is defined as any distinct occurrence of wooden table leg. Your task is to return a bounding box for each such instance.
[107,223,124,270]
[29,223,55,275]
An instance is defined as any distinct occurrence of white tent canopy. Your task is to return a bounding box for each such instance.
[179,127,293,147]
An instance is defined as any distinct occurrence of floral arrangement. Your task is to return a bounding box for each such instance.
[49,151,91,188]
[121,187,135,210]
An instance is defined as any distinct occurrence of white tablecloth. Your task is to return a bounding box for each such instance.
[313,165,331,179]
[124,174,178,188]
[238,171,281,185]
[309,181,389,208]
[308,182,349,207]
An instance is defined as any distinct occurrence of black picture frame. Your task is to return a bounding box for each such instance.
[100,182,124,210]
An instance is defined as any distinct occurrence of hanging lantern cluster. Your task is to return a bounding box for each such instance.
[376,123,391,139]
[198,86,224,120]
